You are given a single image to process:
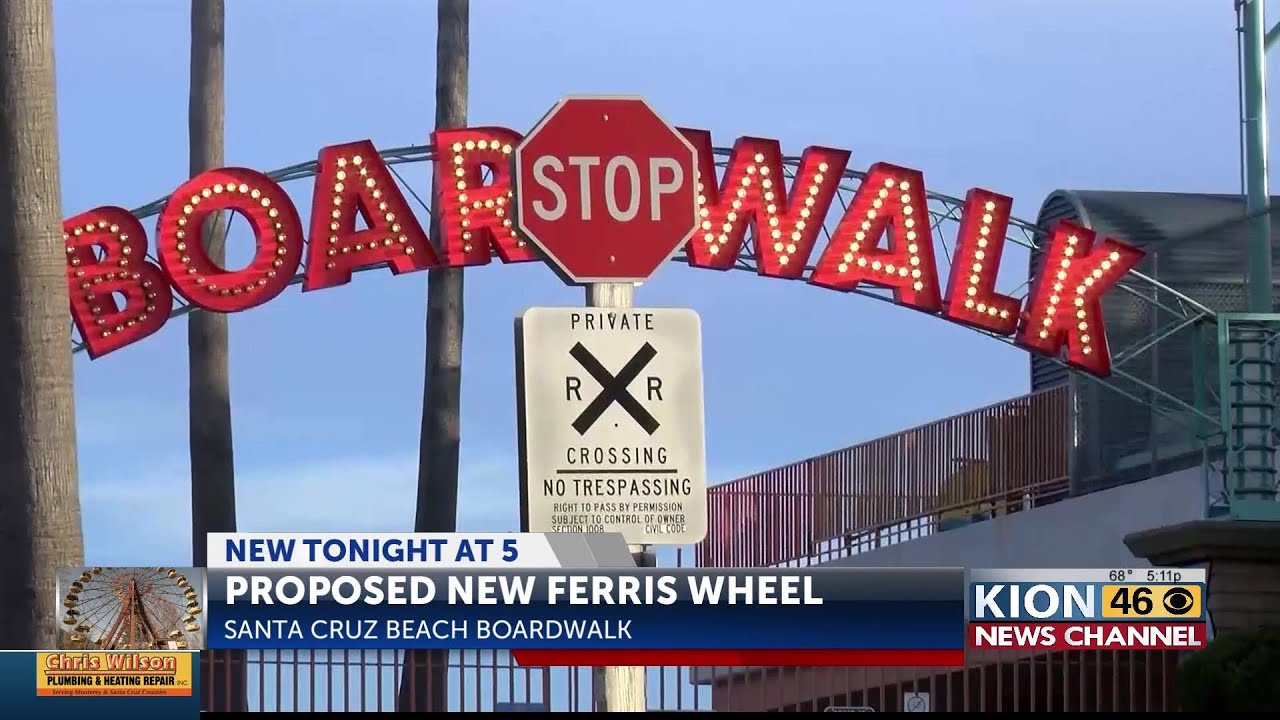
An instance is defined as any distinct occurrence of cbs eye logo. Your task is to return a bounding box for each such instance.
[1162,587,1194,616]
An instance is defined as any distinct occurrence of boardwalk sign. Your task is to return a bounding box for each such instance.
[63,97,1142,376]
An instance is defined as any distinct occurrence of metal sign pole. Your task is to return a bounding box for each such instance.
[587,281,649,713]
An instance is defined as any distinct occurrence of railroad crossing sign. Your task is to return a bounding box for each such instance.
[515,306,707,545]
[512,95,700,285]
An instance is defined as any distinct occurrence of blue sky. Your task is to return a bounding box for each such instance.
[59,0,1255,571]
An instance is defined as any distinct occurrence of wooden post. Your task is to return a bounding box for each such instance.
[587,282,649,713]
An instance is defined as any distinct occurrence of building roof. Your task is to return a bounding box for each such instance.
[1037,190,1280,295]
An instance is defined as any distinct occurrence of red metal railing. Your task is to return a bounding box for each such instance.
[202,646,718,712]
[697,386,1072,569]
[199,645,1183,712]
[702,649,1183,712]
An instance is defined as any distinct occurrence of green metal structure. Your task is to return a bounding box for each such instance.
[1224,0,1280,519]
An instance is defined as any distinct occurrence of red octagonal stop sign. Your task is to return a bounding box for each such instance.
[513,96,699,285]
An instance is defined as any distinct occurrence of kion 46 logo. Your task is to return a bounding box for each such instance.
[1103,585,1198,618]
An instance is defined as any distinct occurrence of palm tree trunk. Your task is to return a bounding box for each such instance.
[0,0,85,649]
[399,0,468,711]
[188,0,244,710]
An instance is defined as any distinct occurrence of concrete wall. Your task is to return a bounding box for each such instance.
[824,464,1214,569]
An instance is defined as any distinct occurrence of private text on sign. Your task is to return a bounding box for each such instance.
[515,306,708,546]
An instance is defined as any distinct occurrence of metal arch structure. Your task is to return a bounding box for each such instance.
[70,144,1257,508]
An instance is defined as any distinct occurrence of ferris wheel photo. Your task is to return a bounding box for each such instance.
[55,567,206,651]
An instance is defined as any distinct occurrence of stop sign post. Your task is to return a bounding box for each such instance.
[513,96,700,285]
[514,97,701,711]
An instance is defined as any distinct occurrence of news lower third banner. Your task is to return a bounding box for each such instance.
[205,532,966,667]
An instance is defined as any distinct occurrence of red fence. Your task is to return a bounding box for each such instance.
[200,645,1182,712]
[201,649,715,712]
[697,386,1072,569]
[702,649,1183,712]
